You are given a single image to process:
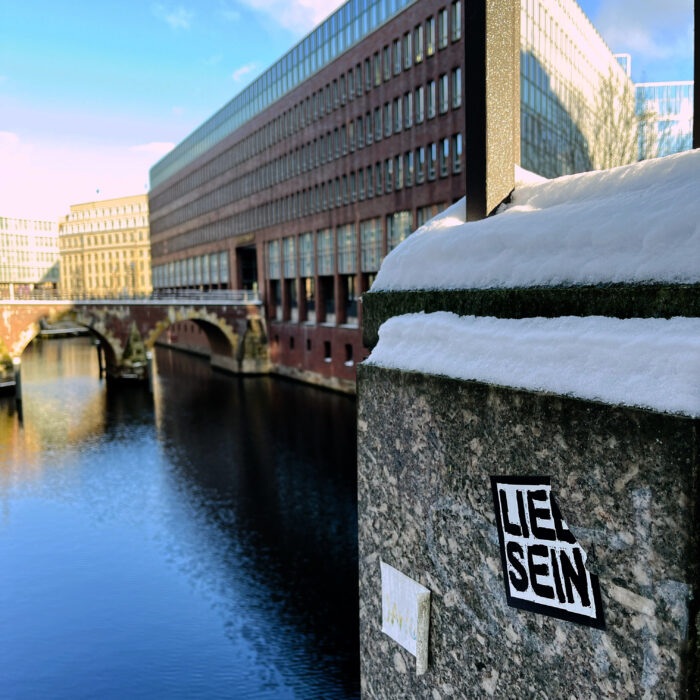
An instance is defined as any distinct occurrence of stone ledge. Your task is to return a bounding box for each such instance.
[361,283,700,348]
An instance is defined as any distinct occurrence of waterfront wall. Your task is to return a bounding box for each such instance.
[357,364,698,697]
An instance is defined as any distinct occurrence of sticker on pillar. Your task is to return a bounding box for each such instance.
[490,476,605,629]
[380,561,431,675]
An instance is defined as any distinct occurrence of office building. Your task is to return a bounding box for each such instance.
[636,81,694,158]
[0,216,59,294]
[149,0,633,391]
[59,194,151,297]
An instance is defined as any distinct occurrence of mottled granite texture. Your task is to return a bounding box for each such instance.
[361,283,700,348]
[358,364,699,699]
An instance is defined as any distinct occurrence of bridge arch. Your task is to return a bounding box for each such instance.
[11,309,122,373]
[144,308,241,373]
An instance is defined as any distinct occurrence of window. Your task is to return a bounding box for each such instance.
[438,8,448,48]
[359,169,365,199]
[339,74,346,104]
[332,79,339,108]
[403,32,412,69]
[426,17,436,56]
[324,341,331,361]
[416,146,425,183]
[373,52,381,85]
[357,117,364,147]
[316,229,334,275]
[365,58,372,90]
[383,45,391,81]
[415,86,425,123]
[452,67,462,108]
[440,137,449,177]
[341,125,347,154]
[439,74,449,113]
[405,151,414,187]
[348,71,354,100]
[428,142,437,180]
[384,102,392,137]
[451,1,462,41]
[414,24,424,63]
[268,240,281,279]
[283,236,296,278]
[337,224,356,273]
[365,113,372,144]
[387,211,413,251]
[427,80,436,119]
[395,155,403,190]
[349,121,355,151]
[374,107,382,141]
[452,133,463,173]
[384,159,393,193]
[299,232,314,277]
[375,162,382,196]
[367,165,374,197]
[393,39,401,75]
[393,97,402,133]
[360,218,382,272]
[404,92,413,128]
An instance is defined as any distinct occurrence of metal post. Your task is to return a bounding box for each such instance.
[694,0,699,149]
[12,357,21,404]
[465,0,520,220]
[146,350,154,393]
[95,340,105,377]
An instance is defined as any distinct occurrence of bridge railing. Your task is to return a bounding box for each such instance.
[0,288,261,304]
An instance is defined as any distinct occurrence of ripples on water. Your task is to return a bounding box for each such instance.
[0,337,359,699]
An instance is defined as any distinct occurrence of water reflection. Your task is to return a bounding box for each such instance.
[0,337,359,699]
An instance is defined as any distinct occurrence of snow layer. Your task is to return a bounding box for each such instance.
[372,150,700,291]
[366,313,700,417]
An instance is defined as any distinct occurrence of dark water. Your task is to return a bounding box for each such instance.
[0,337,359,699]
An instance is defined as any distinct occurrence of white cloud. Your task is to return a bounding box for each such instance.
[218,1,240,22]
[231,62,258,83]
[130,141,175,156]
[593,0,693,66]
[152,3,194,30]
[237,0,344,33]
[0,133,165,220]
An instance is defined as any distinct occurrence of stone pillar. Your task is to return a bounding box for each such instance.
[465,0,520,220]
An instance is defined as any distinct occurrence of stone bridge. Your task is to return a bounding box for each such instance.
[0,293,269,384]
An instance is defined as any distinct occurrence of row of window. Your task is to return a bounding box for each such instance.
[0,218,55,232]
[1,250,57,263]
[151,0,462,212]
[67,203,146,221]
[60,231,148,249]
[151,68,462,236]
[151,135,462,258]
[152,252,230,288]
[0,265,60,284]
[266,205,433,281]
[62,217,148,234]
[0,233,58,250]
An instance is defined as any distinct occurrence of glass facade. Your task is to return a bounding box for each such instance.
[636,82,694,157]
[150,0,419,189]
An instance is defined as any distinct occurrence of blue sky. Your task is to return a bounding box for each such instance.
[0,0,694,219]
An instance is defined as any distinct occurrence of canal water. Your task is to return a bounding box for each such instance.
[0,337,359,699]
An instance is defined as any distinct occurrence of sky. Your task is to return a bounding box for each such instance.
[0,0,694,220]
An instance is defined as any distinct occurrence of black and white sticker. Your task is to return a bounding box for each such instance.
[491,475,604,629]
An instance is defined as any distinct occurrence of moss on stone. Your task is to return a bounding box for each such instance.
[362,283,700,347]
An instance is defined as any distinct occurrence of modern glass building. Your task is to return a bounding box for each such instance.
[149,0,634,392]
[636,81,694,158]
[0,216,59,292]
